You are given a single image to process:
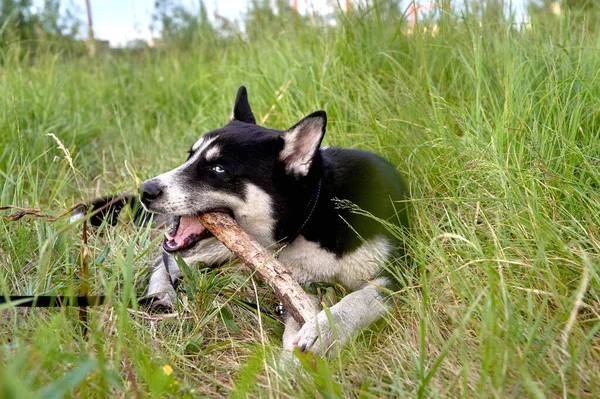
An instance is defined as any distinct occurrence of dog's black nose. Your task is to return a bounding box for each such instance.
[139,181,162,202]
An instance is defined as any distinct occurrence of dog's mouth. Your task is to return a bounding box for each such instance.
[162,215,213,253]
[162,211,232,253]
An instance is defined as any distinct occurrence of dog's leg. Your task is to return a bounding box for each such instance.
[292,277,391,357]
[283,317,302,352]
[146,255,180,309]
[146,239,234,309]
[282,294,321,351]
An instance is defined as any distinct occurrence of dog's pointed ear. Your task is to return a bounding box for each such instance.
[279,110,327,176]
[231,86,256,124]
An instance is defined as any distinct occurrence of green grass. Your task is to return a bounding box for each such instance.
[1,3,600,397]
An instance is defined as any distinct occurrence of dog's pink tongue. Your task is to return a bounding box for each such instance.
[165,216,205,247]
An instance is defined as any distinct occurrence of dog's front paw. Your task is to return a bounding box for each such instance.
[293,310,349,357]
[148,292,176,310]
[145,281,177,311]
[144,265,178,310]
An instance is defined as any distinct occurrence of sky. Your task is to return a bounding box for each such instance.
[32,0,530,47]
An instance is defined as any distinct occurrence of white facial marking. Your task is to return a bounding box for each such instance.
[192,135,211,152]
[197,183,276,247]
[278,235,393,289]
[236,183,277,246]
[191,137,203,152]
[185,134,221,170]
[143,136,225,214]
[204,145,220,162]
[188,136,217,163]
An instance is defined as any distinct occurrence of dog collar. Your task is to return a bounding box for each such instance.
[289,177,322,243]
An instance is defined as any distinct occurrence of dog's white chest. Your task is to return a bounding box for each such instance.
[277,235,393,289]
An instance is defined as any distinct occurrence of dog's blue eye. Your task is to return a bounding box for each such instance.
[212,165,225,173]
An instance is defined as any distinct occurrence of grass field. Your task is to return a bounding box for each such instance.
[1,2,600,397]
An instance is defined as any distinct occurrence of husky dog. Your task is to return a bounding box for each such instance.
[116,86,409,356]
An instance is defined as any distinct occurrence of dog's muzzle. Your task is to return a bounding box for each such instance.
[138,181,162,206]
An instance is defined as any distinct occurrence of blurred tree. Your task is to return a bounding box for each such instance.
[0,0,36,43]
[530,0,599,15]
[529,0,599,28]
[152,0,218,50]
[528,0,559,23]
[245,0,305,42]
[0,0,82,54]
[464,0,506,23]
[565,0,600,27]
[38,0,81,40]
[564,0,597,8]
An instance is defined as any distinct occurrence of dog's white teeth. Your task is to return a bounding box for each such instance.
[164,239,179,251]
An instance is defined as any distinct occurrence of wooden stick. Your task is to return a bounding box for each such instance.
[199,212,314,325]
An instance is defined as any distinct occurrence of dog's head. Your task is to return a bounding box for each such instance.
[139,86,327,255]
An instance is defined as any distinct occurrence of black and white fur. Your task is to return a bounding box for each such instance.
[134,86,410,356]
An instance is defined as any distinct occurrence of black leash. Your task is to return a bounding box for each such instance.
[0,185,319,317]
[215,291,281,319]
[0,296,105,307]
[163,252,175,286]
